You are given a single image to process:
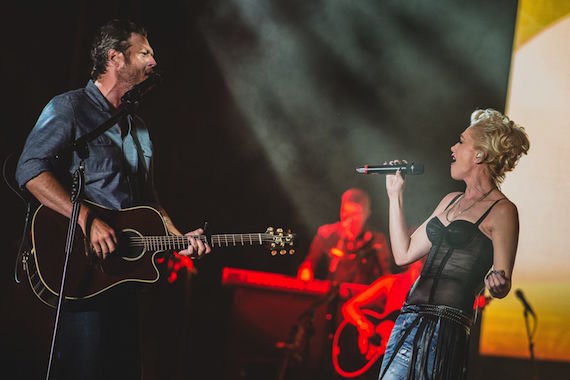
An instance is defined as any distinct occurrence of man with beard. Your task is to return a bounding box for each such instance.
[16,19,210,379]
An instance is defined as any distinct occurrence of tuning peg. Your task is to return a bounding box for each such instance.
[276,228,283,235]
[279,249,286,255]
[267,227,274,234]
[271,243,276,248]
[289,249,295,255]
[271,250,277,256]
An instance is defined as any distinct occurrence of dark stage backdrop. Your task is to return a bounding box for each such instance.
[1,1,525,379]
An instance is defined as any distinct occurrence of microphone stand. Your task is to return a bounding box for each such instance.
[44,77,158,380]
[523,308,538,380]
[45,155,86,380]
[276,282,340,380]
[277,239,376,379]
[523,309,535,361]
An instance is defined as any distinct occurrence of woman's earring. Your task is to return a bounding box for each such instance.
[476,152,483,163]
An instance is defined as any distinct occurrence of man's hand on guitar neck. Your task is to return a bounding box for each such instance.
[157,208,211,259]
[177,228,211,259]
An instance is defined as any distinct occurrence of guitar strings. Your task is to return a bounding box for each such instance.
[126,234,290,247]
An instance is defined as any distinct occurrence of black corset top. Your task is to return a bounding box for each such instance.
[406,196,504,314]
[426,217,490,249]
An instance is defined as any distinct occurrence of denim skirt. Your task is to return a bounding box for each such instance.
[378,304,471,380]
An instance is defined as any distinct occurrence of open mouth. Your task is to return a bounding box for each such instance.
[451,154,456,164]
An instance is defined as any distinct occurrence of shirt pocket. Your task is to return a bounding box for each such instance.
[85,136,122,176]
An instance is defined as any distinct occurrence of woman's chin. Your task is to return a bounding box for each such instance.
[450,166,460,180]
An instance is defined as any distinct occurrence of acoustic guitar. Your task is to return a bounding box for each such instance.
[24,200,294,308]
[332,309,399,378]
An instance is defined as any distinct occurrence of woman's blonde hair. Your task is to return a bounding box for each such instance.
[469,108,530,185]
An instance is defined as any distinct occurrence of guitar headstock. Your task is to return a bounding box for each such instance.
[266,227,295,256]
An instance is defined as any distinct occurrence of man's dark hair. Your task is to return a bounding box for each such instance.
[90,19,147,80]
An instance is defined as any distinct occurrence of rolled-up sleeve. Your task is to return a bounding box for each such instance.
[16,96,75,188]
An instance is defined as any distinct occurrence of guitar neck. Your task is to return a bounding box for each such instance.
[137,233,275,251]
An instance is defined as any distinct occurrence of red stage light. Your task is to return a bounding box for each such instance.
[299,267,314,282]
[475,294,488,309]
[156,251,197,283]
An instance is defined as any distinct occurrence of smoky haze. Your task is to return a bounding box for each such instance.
[195,0,515,239]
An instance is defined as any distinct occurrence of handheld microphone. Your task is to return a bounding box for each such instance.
[121,69,163,105]
[355,162,424,175]
[515,289,535,316]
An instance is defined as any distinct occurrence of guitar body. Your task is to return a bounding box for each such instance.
[332,309,399,378]
[26,201,168,308]
[24,200,294,308]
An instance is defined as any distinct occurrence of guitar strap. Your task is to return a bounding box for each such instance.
[128,116,159,203]
[3,151,33,284]
[128,115,150,177]
[14,201,33,284]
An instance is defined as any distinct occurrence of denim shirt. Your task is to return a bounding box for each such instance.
[16,80,156,210]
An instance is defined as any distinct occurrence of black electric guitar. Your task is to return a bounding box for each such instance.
[25,200,294,308]
[332,309,399,378]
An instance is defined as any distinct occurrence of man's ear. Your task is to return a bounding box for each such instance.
[107,49,122,67]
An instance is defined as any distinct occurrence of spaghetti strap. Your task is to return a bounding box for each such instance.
[474,198,507,226]
[445,193,463,210]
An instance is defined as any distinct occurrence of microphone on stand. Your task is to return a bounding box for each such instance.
[515,288,538,371]
[515,289,536,317]
[121,68,163,106]
[355,162,424,175]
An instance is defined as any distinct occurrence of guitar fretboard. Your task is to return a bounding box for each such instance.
[129,233,283,251]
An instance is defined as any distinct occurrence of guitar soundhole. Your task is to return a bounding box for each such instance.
[118,229,145,261]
